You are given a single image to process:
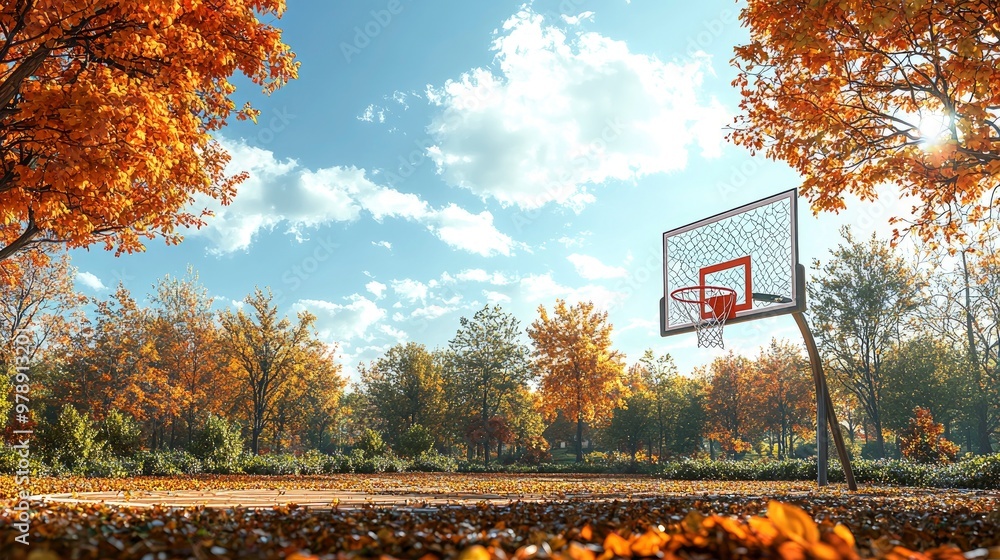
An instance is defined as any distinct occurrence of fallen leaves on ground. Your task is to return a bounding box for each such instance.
[0,474,997,559]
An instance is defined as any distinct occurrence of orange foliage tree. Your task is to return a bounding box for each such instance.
[731,0,1000,246]
[704,351,758,456]
[752,339,814,458]
[900,406,960,463]
[0,0,298,263]
[528,299,625,462]
[148,268,229,448]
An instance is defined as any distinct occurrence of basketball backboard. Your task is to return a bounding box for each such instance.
[660,188,804,337]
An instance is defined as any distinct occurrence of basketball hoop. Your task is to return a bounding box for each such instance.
[669,285,737,348]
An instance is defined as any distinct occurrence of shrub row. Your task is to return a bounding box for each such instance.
[0,446,458,477]
[3,445,997,489]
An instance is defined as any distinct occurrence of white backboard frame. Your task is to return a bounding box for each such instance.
[660,188,804,337]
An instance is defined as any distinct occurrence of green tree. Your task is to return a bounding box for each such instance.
[356,428,388,459]
[636,350,680,458]
[448,305,533,464]
[606,392,655,460]
[881,337,966,439]
[40,404,104,471]
[396,424,435,458]
[920,242,1000,454]
[98,409,142,459]
[360,342,447,448]
[190,413,244,471]
[809,227,922,458]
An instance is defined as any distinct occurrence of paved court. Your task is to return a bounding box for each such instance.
[35,489,577,510]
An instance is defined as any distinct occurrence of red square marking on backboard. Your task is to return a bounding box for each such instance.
[699,256,752,319]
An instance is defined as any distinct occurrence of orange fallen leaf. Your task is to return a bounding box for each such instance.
[457,545,491,560]
[603,532,632,558]
[768,501,819,545]
[834,524,856,548]
[568,541,597,560]
[630,530,665,557]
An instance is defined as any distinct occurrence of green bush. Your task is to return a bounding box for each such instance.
[324,452,355,474]
[39,404,106,471]
[355,428,388,459]
[243,453,300,475]
[297,449,327,475]
[410,450,458,472]
[396,424,434,458]
[0,445,39,475]
[140,450,203,476]
[99,409,142,459]
[190,414,244,473]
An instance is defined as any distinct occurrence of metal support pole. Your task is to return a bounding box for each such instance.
[793,312,858,491]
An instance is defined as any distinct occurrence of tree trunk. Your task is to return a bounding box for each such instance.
[873,414,886,459]
[975,403,994,454]
[576,417,584,462]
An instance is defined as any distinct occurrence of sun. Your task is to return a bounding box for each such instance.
[915,110,954,147]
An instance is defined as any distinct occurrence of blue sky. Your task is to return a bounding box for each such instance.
[68,0,910,382]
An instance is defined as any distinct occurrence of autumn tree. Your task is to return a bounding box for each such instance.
[900,407,960,464]
[704,352,758,456]
[147,268,229,447]
[809,228,922,458]
[292,343,346,453]
[0,0,297,263]
[218,288,318,454]
[731,0,1000,247]
[752,339,814,458]
[447,305,533,464]
[359,342,447,449]
[528,299,626,462]
[499,386,547,457]
[0,250,83,365]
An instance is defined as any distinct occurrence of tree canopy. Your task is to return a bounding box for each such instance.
[0,0,298,263]
[731,0,1000,246]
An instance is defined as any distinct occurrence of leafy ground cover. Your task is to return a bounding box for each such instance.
[2,474,998,559]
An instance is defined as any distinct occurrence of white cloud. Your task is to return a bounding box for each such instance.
[561,11,595,25]
[411,304,455,320]
[557,233,590,248]
[455,268,513,285]
[567,253,627,279]
[427,204,514,257]
[358,104,386,123]
[425,8,728,210]
[372,240,392,250]
[294,295,385,342]
[76,271,106,291]
[392,279,429,303]
[366,281,387,299]
[189,139,516,257]
[379,324,408,342]
[519,272,624,310]
[484,290,511,304]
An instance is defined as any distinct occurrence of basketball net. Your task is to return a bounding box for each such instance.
[670,286,737,348]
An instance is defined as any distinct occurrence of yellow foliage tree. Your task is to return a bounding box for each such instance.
[218,288,317,454]
[0,0,298,263]
[528,299,625,462]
